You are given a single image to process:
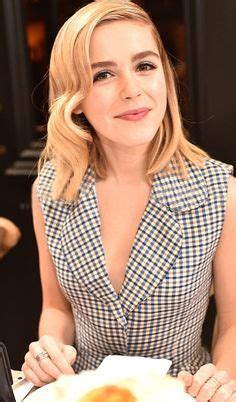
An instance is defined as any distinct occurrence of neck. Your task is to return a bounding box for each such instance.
[100,141,149,185]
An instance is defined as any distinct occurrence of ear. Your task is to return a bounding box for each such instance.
[74,108,83,115]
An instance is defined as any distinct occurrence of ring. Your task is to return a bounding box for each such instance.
[35,351,50,362]
[207,376,221,388]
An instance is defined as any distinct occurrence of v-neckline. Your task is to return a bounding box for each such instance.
[92,176,154,297]
[62,163,184,316]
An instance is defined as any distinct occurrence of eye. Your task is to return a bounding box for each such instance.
[136,62,157,72]
[93,70,113,82]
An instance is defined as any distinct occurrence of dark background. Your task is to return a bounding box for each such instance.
[0,0,235,369]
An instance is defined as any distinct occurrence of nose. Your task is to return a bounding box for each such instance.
[119,73,142,100]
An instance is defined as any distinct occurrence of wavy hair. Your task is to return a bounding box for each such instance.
[40,0,209,201]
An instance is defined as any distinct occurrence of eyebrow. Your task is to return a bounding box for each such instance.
[91,50,160,70]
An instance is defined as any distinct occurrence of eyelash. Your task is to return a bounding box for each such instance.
[93,62,157,83]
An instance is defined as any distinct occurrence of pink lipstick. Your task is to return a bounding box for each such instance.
[115,107,150,121]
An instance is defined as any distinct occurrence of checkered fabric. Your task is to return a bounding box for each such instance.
[36,158,233,376]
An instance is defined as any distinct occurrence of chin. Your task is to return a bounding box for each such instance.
[118,133,157,148]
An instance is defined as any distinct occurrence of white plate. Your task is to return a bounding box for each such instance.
[25,356,172,402]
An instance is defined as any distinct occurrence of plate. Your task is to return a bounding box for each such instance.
[25,356,173,401]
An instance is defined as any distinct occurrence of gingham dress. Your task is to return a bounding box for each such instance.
[36,158,233,376]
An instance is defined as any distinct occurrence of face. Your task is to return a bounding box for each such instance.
[78,20,167,149]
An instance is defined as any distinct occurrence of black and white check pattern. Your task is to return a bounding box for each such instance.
[37,158,233,375]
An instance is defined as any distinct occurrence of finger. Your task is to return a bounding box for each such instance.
[22,362,47,388]
[62,345,77,366]
[187,363,217,397]
[211,381,236,402]
[40,335,75,374]
[230,391,236,402]
[196,370,230,402]
[29,339,62,379]
[177,371,193,388]
[24,351,55,384]
[28,340,43,357]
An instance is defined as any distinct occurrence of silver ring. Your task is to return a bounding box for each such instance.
[207,376,221,388]
[35,351,50,362]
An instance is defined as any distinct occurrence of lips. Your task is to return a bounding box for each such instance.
[115,107,150,117]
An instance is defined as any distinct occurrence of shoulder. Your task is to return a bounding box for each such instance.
[200,158,234,210]
[36,160,56,202]
[219,175,236,240]
[227,174,236,191]
[153,158,233,212]
[198,157,234,194]
[37,161,56,190]
[202,158,233,176]
[225,175,236,216]
[202,160,236,236]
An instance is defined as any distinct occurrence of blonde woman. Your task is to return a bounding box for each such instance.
[22,1,236,400]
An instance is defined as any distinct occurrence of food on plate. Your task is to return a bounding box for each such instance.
[79,384,136,402]
[25,369,192,402]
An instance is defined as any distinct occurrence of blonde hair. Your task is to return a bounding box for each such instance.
[40,0,209,201]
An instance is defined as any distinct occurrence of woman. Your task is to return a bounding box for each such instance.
[22,1,236,400]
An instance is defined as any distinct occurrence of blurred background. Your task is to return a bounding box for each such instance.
[0,0,235,369]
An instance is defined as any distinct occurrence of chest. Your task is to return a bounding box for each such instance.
[95,180,151,293]
[48,180,224,314]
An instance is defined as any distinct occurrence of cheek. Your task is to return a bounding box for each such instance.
[82,89,113,122]
[151,76,167,103]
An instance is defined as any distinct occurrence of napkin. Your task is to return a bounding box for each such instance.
[98,355,172,377]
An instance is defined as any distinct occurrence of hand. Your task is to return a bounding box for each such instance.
[22,335,77,387]
[178,364,236,402]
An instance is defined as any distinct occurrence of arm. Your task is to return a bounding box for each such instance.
[22,181,76,386]
[178,176,236,401]
[212,175,236,376]
[32,181,75,344]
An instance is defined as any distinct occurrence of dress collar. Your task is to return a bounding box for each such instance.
[78,160,208,213]
[152,160,208,213]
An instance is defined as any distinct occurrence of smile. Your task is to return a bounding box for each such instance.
[115,109,150,121]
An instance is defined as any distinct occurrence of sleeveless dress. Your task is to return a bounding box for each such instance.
[36,158,233,376]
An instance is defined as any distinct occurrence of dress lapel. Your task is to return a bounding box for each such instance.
[61,161,208,317]
[119,161,208,314]
[152,160,208,212]
[61,167,117,303]
[118,198,182,315]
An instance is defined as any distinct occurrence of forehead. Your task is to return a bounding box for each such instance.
[89,20,158,60]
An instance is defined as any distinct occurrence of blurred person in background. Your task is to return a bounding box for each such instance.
[0,217,21,259]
